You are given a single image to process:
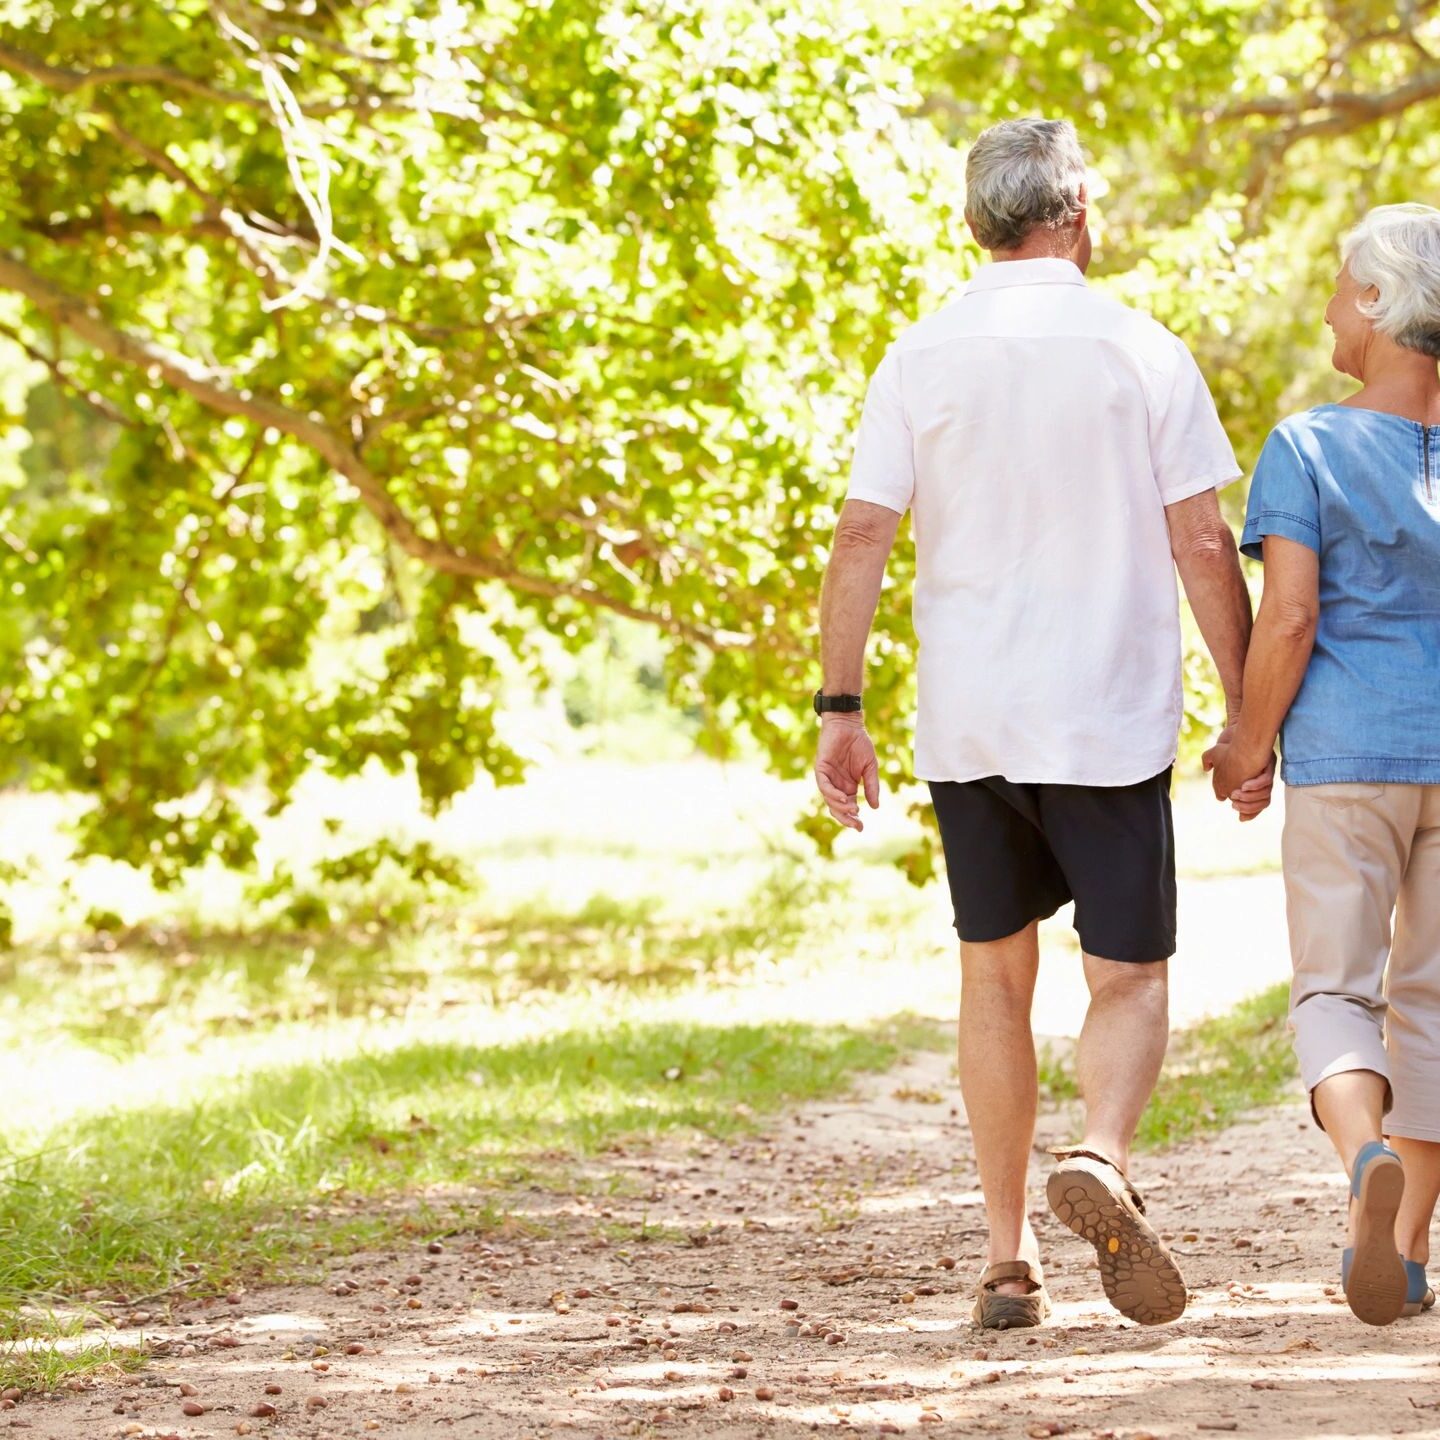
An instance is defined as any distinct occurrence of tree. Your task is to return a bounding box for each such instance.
[0,0,963,879]
[2,0,1438,882]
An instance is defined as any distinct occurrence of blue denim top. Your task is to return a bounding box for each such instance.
[1240,404,1440,786]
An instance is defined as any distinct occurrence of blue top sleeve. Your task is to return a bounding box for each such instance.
[1240,420,1321,562]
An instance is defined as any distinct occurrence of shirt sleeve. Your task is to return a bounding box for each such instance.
[1240,423,1321,561]
[1149,341,1243,505]
[844,349,915,516]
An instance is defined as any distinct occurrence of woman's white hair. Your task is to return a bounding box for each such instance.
[1342,204,1440,359]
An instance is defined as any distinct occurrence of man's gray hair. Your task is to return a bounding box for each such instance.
[964,119,1087,253]
[1342,203,1440,359]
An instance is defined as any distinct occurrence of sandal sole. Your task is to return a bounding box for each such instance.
[1348,1155,1406,1327]
[1047,1160,1187,1326]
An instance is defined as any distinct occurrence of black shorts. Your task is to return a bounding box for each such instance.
[928,769,1176,963]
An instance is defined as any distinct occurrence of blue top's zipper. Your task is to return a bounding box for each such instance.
[1426,424,1434,503]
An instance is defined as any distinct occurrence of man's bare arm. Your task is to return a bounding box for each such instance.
[815,499,902,831]
[1165,488,1252,723]
[820,499,902,692]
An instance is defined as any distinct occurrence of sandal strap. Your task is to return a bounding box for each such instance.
[1048,1144,1147,1214]
[979,1260,1043,1293]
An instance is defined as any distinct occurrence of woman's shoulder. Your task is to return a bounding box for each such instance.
[1267,405,1339,440]
[1263,403,1409,459]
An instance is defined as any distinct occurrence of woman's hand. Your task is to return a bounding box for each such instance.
[1203,725,1277,821]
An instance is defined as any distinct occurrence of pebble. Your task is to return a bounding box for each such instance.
[182,1400,207,1416]
[249,1403,278,1419]
[755,1386,775,1401]
[779,1298,799,1311]
[718,1386,735,1402]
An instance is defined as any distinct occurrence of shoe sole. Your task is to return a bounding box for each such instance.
[1047,1159,1187,1326]
[1348,1155,1406,1327]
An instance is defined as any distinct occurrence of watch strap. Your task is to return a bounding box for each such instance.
[813,691,864,715]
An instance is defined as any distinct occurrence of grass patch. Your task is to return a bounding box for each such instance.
[0,1338,147,1394]
[0,1015,931,1386]
[0,861,831,1058]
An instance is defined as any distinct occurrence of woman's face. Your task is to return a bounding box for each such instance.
[1323,260,1379,380]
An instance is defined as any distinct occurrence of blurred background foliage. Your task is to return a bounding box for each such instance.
[1,0,1438,885]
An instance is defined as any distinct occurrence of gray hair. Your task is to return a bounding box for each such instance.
[1342,203,1440,359]
[964,119,1087,252]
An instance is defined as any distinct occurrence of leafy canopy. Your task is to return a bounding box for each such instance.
[1,0,1438,880]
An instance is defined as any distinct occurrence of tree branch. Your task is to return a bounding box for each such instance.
[0,38,562,130]
[0,253,754,651]
[1210,71,1440,126]
[0,320,135,427]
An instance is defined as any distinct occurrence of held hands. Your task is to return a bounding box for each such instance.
[814,715,880,831]
[1202,723,1277,822]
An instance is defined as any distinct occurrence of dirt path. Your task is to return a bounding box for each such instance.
[22,1050,1440,1440]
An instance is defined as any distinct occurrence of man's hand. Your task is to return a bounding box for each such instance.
[1202,724,1276,821]
[814,715,880,831]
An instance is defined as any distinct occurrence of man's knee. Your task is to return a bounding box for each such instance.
[1085,956,1168,1003]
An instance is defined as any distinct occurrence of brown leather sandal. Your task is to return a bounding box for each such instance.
[972,1260,1051,1330]
[1046,1145,1187,1326]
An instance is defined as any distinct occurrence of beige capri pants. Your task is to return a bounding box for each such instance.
[1285,782,1440,1141]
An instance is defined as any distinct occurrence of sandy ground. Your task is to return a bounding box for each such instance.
[19,1049,1440,1440]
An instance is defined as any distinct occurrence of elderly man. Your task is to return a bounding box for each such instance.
[814,119,1258,1329]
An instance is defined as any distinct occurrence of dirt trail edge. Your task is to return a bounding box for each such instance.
[22,1048,1440,1440]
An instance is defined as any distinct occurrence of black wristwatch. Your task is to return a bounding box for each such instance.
[813,691,863,716]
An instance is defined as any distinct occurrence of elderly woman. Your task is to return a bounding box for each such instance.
[1208,203,1440,1326]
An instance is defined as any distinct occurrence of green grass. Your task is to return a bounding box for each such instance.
[1037,983,1296,1150]
[0,1016,930,1378]
[0,1336,147,1395]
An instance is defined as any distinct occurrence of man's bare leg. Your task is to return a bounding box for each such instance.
[1075,955,1170,1172]
[959,922,1043,1293]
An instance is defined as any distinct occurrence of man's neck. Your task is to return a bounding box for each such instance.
[989,241,1080,265]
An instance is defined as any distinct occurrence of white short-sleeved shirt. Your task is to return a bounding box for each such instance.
[846,257,1241,787]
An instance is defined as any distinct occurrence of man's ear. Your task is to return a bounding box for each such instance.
[1074,181,1088,231]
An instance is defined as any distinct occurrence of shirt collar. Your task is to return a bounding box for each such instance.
[965,258,1087,292]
